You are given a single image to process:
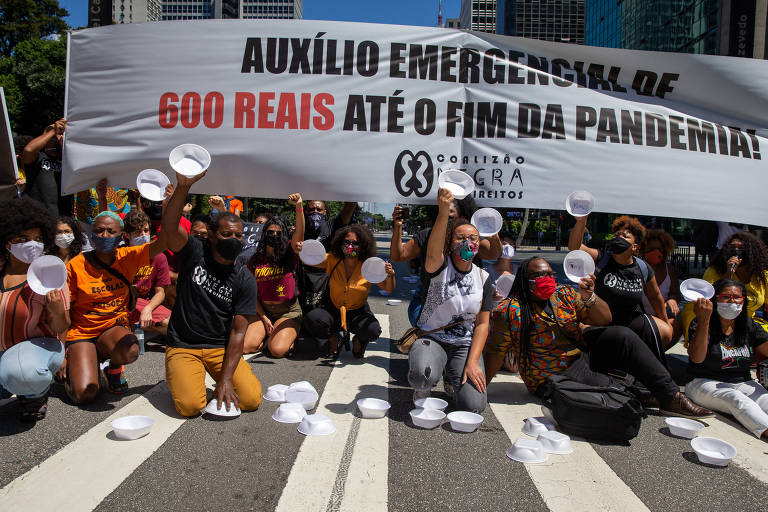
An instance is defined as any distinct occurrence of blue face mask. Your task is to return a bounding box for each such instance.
[90,232,122,253]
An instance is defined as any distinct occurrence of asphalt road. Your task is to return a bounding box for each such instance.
[1,234,766,511]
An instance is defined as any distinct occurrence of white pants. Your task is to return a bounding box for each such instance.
[686,378,768,438]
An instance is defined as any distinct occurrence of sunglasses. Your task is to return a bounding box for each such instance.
[344,240,360,247]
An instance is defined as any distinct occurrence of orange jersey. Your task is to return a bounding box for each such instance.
[66,245,150,340]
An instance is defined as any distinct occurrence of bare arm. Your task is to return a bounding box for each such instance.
[389,205,421,262]
[644,278,670,324]
[214,314,249,411]
[339,202,357,226]
[139,286,166,328]
[568,216,599,260]
[289,193,304,253]
[425,189,453,274]
[159,171,208,255]
[478,234,502,260]
[22,119,64,165]
[378,261,396,293]
[575,274,612,325]
[687,299,712,363]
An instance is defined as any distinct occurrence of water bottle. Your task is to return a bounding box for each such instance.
[135,325,145,355]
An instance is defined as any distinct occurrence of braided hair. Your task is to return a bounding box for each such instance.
[710,232,768,285]
[508,256,543,372]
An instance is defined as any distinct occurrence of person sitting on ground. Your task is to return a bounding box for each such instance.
[242,194,304,357]
[569,214,673,363]
[163,173,262,417]
[485,256,713,418]
[303,224,394,358]
[685,279,768,439]
[123,211,171,337]
[640,229,681,342]
[51,216,85,264]
[0,197,70,421]
[407,188,491,413]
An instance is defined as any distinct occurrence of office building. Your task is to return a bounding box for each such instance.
[445,17,461,28]
[496,0,585,43]
[240,0,302,19]
[113,0,162,23]
[459,0,498,33]
[161,0,214,20]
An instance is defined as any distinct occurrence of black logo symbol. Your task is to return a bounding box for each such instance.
[394,150,433,198]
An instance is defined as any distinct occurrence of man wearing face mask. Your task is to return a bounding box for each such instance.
[21,118,72,216]
[162,172,262,417]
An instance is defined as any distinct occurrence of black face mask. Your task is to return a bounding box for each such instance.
[264,233,282,248]
[214,237,242,260]
[728,248,745,260]
[608,236,632,254]
[306,212,325,233]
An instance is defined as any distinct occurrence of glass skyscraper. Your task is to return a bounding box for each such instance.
[496,0,586,44]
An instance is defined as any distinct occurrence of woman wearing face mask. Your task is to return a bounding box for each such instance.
[123,211,171,337]
[65,205,171,404]
[569,215,673,363]
[242,194,304,357]
[51,217,84,264]
[302,224,394,358]
[686,280,768,439]
[407,188,493,412]
[640,229,681,322]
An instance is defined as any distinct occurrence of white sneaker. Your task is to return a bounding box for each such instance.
[413,388,430,403]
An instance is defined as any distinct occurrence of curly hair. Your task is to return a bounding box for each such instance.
[52,216,84,258]
[612,215,646,244]
[0,196,57,255]
[710,231,768,285]
[640,229,675,256]
[123,210,150,234]
[251,216,292,267]
[330,224,376,261]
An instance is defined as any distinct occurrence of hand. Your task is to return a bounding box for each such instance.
[384,261,395,277]
[693,297,712,321]
[295,241,303,253]
[176,169,207,189]
[261,315,274,336]
[214,378,239,412]
[666,298,680,317]
[578,273,596,300]
[726,255,741,273]
[437,187,454,212]
[462,360,486,393]
[14,177,25,191]
[45,290,65,315]
[183,202,193,214]
[139,307,154,328]
[492,289,504,302]
[208,194,225,211]
[392,206,404,227]
[162,183,175,207]
[288,193,303,206]
[52,118,67,135]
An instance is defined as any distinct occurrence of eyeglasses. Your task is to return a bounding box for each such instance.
[528,271,556,281]
[716,294,745,304]
[454,234,479,242]
[344,240,360,247]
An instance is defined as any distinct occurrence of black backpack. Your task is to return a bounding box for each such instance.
[296,259,341,314]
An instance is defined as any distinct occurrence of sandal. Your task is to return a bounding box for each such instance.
[19,393,49,423]
[104,365,129,394]
[352,336,370,359]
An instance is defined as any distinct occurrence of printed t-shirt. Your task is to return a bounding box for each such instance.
[249,253,297,302]
[133,252,171,299]
[66,244,150,340]
[0,280,70,350]
[686,318,768,383]
[166,236,258,349]
[488,285,587,392]
[595,255,654,326]
[326,254,370,311]
[417,257,493,346]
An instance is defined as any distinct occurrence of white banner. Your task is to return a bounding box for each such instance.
[64,20,768,224]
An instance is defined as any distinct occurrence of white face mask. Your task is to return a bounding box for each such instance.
[9,240,44,264]
[500,244,515,259]
[130,234,150,246]
[717,302,743,320]
[55,233,75,248]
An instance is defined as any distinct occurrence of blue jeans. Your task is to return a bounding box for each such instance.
[0,338,64,399]
[408,285,422,327]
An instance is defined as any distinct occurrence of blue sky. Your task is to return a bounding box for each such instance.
[59,0,463,29]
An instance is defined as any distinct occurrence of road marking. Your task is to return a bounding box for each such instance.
[488,373,650,512]
[275,315,390,512]
[0,381,186,512]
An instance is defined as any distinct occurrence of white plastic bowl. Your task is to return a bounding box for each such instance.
[263,384,289,402]
[111,415,154,440]
[522,417,555,437]
[438,169,475,199]
[446,411,484,433]
[27,255,67,295]
[506,438,549,464]
[169,143,211,177]
[357,398,391,419]
[680,278,716,302]
[288,381,317,393]
[563,250,596,283]
[298,413,336,436]
[409,408,446,429]
[665,417,705,439]
[361,257,387,284]
[272,402,308,424]
[285,388,319,411]
[414,397,448,410]
[204,399,241,417]
[299,239,326,266]
[471,208,503,236]
[136,169,171,202]
[387,299,402,306]
[537,431,573,454]
[691,437,737,466]
[565,190,595,217]
[495,274,515,300]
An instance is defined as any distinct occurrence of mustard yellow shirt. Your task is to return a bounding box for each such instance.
[326,254,371,311]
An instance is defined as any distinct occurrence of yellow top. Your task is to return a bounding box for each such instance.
[326,254,371,311]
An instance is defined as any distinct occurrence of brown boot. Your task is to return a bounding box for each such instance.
[660,392,714,419]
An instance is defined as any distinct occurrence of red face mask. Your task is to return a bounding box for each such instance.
[531,276,557,300]
[645,249,664,265]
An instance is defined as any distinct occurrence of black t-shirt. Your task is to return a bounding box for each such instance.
[412,227,432,266]
[595,255,654,326]
[167,237,258,349]
[687,318,768,383]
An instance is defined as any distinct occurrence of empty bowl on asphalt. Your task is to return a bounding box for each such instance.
[357,398,391,419]
[414,397,448,410]
[690,437,737,466]
[361,257,388,284]
[136,169,171,202]
[565,190,595,217]
[495,274,515,300]
[665,417,705,439]
[563,250,596,283]
[537,431,573,454]
[409,408,446,429]
[680,279,716,302]
[27,255,67,295]
[522,417,555,437]
[446,411,484,433]
[263,384,289,402]
[285,388,319,411]
[471,208,503,236]
[437,169,475,199]
[506,438,549,464]
[111,415,155,440]
[387,299,402,306]
[204,398,241,417]
[299,239,326,266]
[169,143,211,177]
[298,413,336,436]
[272,402,308,424]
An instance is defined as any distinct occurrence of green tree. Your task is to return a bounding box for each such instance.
[0,0,69,57]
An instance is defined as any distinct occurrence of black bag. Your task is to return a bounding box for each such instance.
[543,370,645,442]
[84,252,138,311]
[297,259,342,314]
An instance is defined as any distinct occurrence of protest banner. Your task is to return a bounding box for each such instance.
[0,88,19,200]
[64,20,768,224]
